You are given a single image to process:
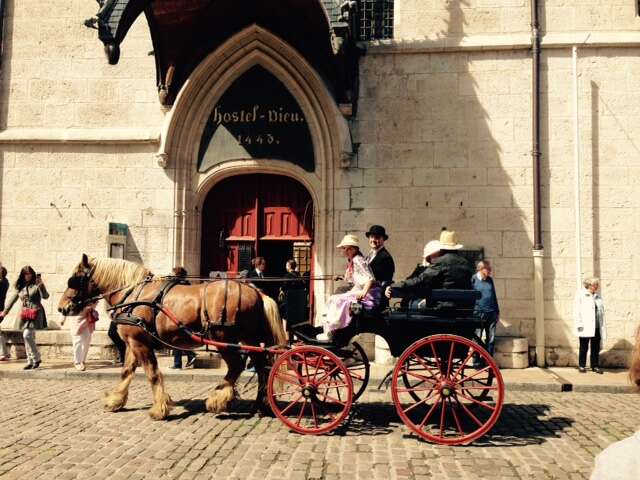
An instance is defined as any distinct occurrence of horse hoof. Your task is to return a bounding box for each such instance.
[103,392,127,412]
[148,406,169,421]
[205,396,228,414]
[148,394,172,420]
[206,385,236,414]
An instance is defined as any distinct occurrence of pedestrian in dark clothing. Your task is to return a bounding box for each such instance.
[385,230,473,310]
[278,259,306,319]
[472,260,500,357]
[169,266,197,369]
[108,317,127,364]
[365,225,395,283]
[0,266,8,311]
[0,266,10,361]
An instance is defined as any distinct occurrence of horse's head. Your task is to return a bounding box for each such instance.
[58,254,101,316]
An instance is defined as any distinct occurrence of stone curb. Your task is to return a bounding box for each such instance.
[0,368,632,394]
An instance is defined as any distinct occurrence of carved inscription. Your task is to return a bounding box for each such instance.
[198,66,314,172]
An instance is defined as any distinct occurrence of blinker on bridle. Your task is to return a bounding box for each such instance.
[66,266,96,309]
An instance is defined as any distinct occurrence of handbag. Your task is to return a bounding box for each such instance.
[20,285,39,322]
[21,307,39,321]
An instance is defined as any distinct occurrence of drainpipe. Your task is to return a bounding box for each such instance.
[531,0,545,367]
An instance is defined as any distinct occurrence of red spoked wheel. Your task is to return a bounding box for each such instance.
[391,334,504,445]
[267,345,353,435]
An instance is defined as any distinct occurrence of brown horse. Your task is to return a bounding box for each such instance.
[57,254,286,420]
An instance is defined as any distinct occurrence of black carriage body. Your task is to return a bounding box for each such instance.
[294,289,486,356]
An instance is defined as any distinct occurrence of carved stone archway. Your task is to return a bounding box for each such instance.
[157,25,352,306]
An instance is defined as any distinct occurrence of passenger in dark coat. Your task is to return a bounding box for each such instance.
[385,231,473,309]
[365,225,395,283]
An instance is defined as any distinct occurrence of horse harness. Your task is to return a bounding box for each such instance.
[111,277,242,348]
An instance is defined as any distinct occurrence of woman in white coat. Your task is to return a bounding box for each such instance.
[574,277,606,374]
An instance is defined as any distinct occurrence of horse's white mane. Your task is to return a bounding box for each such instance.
[89,257,151,290]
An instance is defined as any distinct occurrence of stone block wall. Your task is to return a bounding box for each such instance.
[542,0,640,33]
[1,0,162,129]
[0,2,169,329]
[347,43,640,366]
[1,0,640,367]
[0,143,176,329]
[347,48,535,338]
[394,1,640,41]
[540,47,640,366]
[394,0,530,39]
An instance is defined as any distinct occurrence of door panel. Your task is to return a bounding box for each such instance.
[201,174,313,276]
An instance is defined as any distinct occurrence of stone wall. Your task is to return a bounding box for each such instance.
[394,1,640,41]
[541,47,640,366]
[0,2,168,329]
[348,47,535,346]
[0,143,176,328]
[542,0,640,33]
[347,43,640,367]
[2,0,162,129]
[394,0,530,39]
[1,0,640,366]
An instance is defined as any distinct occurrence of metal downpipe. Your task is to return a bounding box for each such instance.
[531,0,545,367]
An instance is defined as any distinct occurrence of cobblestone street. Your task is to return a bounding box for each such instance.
[0,377,637,480]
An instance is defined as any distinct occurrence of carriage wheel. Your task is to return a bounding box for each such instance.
[391,335,504,445]
[335,342,370,402]
[267,345,353,435]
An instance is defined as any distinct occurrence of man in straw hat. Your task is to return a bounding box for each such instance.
[385,229,473,310]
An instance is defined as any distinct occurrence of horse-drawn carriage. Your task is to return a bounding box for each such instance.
[59,256,504,446]
[268,289,504,445]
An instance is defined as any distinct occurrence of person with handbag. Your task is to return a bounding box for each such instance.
[60,303,98,371]
[0,266,49,369]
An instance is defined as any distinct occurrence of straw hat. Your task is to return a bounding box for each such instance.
[423,240,441,259]
[336,234,360,249]
[439,229,463,250]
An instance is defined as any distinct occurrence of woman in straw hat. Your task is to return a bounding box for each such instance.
[317,234,381,341]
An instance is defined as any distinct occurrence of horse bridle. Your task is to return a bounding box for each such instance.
[66,266,99,310]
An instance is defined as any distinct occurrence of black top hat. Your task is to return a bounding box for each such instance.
[365,225,388,240]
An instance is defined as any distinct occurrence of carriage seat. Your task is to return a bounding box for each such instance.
[391,289,481,319]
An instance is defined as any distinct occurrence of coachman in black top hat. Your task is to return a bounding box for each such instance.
[365,225,395,283]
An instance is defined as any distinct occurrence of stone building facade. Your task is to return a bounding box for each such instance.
[0,0,639,366]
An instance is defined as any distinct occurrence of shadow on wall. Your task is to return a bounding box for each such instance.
[540,49,640,367]
[353,1,532,349]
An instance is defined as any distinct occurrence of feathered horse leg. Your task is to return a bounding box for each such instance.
[143,350,173,420]
[206,349,244,414]
[254,294,287,415]
[104,346,137,412]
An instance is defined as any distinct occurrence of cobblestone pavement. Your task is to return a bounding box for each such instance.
[0,377,637,480]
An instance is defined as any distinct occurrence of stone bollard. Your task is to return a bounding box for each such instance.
[494,337,529,368]
[374,335,395,365]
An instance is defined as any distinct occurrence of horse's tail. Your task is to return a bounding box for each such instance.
[261,293,287,346]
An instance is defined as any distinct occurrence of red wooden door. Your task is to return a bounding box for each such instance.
[201,174,313,276]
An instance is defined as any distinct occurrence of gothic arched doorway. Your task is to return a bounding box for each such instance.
[201,174,314,282]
